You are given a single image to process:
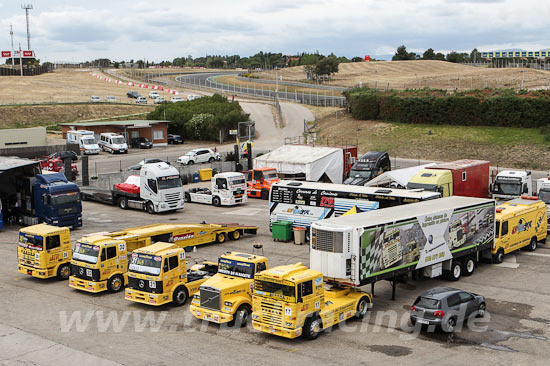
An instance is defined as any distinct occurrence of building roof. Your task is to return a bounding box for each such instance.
[59,120,169,127]
[0,156,40,174]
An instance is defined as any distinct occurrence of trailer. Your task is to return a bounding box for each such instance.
[185,172,247,206]
[310,196,495,298]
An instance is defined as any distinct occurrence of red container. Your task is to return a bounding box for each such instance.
[428,159,490,198]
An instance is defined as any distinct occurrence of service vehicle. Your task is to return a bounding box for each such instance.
[90,95,101,102]
[536,177,550,226]
[185,172,247,206]
[251,262,372,339]
[99,133,128,154]
[0,158,82,228]
[125,242,218,306]
[492,197,547,263]
[407,160,490,198]
[246,167,280,199]
[310,196,496,288]
[66,130,100,155]
[167,134,184,144]
[177,148,220,165]
[130,137,153,149]
[269,180,440,239]
[344,151,391,186]
[190,252,268,327]
[81,162,185,214]
[149,91,160,99]
[136,96,147,104]
[187,94,202,101]
[39,155,79,179]
[17,224,72,280]
[171,96,184,103]
[154,97,166,104]
[491,170,533,200]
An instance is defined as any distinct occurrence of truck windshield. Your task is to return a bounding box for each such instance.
[158,176,182,190]
[112,137,125,144]
[254,280,296,301]
[349,169,373,179]
[494,179,521,195]
[51,192,80,205]
[538,189,550,203]
[229,178,246,186]
[82,138,96,145]
[407,182,438,192]
[264,171,278,180]
[129,253,162,275]
[218,258,255,279]
[18,234,43,251]
[73,243,100,264]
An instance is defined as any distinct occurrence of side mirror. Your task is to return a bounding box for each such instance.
[523,184,528,194]
[489,183,493,192]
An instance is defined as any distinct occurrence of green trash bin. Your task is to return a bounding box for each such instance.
[272,221,293,242]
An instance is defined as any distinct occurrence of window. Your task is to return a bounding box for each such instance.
[163,259,169,273]
[46,235,61,250]
[462,171,467,181]
[106,246,117,259]
[168,256,179,270]
[299,280,313,297]
[447,294,461,307]
[458,292,474,303]
[501,221,508,236]
[147,179,158,194]
[153,129,164,140]
[256,262,266,273]
[215,178,227,189]
[101,248,106,261]
[131,131,139,138]
[253,171,262,180]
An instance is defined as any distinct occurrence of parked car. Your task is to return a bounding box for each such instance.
[127,91,140,98]
[149,91,160,99]
[49,151,78,161]
[106,96,117,102]
[410,287,486,332]
[90,96,101,102]
[187,94,202,101]
[130,137,153,149]
[127,158,168,171]
[167,134,184,144]
[154,97,165,104]
[135,96,147,104]
[177,148,220,165]
[171,96,184,103]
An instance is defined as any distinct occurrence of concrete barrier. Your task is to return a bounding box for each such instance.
[0,143,79,159]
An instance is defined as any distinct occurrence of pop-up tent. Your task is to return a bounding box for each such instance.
[366,163,436,188]
[254,145,344,184]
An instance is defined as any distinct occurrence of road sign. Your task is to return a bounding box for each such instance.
[229,130,238,135]
[1,51,11,58]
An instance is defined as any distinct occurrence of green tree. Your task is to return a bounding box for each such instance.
[351,56,364,62]
[315,57,339,79]
[392,45,415,61]
[422,48,436,60]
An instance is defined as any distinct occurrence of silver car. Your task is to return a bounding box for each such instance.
[410,287,486,332]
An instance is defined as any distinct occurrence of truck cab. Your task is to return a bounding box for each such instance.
[491,170,532,200]
[344,151,390,185]
[186,172,247,206]
[251,263,371,340]
[190,252,268,327]
[125,242,218,306]
[536,177,550,227]
[247,168,279,199]
[32,173,82,228]
[69,235,128,293]
[407,169,453,197]
[17,224,72,280]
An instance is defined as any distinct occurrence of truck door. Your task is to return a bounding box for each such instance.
[101,245,119,277]
[499,220,510,252]
[45,234,63,267]
[253,170,263,188]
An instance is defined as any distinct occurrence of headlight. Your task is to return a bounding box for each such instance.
[252,314,259,320]
[224,301,233,307]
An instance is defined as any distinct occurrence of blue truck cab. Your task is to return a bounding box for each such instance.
[33,173,82,229]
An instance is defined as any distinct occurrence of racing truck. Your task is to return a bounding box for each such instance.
[246,168,279,200]
[185,172,247,206]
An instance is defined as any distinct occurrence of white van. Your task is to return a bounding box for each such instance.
[99,133,128,154]
[67,130,100,155]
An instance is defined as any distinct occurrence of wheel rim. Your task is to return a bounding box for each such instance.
[453,264,461,278]
[479,304,486,316]
[112,278,122,291]
[311,320,320,334]
[531,240,537,250]
[234,231,240,239]
[448,319,455,332]
[498,251,503,262]
[358,300,367,315]
[61,266,70,278]
[239,310,248,324]
[467,260,474,273]
[177,291,186,303]
[219,234,225,243]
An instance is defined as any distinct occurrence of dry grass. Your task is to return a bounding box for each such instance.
[213,75,343,96]
[255,60,550,90]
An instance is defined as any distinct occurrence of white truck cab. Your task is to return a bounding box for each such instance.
[138,162,185,213]
[67,130,100,155]
[491,170,532,200]
[185,172,247,206]
[99,133,128,154]
[537,177,550,228]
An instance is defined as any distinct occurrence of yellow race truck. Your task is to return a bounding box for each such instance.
[190,252,268,327]
[493,196,547,263]
[17,224,72,280]
[125,242,218,306]
[251,262,372,340]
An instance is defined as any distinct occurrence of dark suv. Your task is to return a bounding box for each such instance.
[127,91,140,98]
[131,137,153,149]
[49,151,78,161]
[168,134,184,144]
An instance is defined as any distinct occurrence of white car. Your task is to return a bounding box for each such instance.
[171,96,184,103]
[136,96,147,104]
[90,96,101,102]
[149,91,160,99]
[187,94,202,101]
[106,96,117,102]
[177,148,221,165]
[154,97,165,104]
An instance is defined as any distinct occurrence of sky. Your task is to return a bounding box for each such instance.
[0,0,549,62]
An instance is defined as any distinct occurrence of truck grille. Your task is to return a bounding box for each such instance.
[165,192,182,208]
[200,287,220,310]
[71,264,100,281]
[260,299,283,326]
[128,277,163,294]
[58,206,79,215]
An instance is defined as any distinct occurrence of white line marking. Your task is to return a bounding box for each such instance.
[519,252,550,258]
[222,208,264,216]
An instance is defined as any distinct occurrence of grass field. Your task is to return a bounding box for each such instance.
[313,107,550,170]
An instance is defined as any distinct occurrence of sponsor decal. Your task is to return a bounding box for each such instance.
[512,219,532,234]
[173,233,194,241]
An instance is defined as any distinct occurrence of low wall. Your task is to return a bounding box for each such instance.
[0,143,79,159]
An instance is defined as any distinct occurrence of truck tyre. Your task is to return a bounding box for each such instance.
[108,275,124,293]
[303,316,322,340]
[216,233,226,244]
[445,261,462,281]
[172,286,189,306]
[493,248,504,264]
[57,263,71,280]
[260,190,269,200]
[185,192,191,202]
[356,297,370,319]
[118,197,128,209]
[146,201,155,214]
[230,230,241,240]
[527,237,538,252]
[463,257,475,276]
[213,196,221,207]
[230,304,251,328]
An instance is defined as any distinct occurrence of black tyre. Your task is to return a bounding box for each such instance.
[303,316,322,340]
[443,317,457,333]
[527,237,538,252]
[217,233,226,244]
[108,275,124,293]
[185,192,191,202]
[476,302,486,318]
[213,196,221,207]
[260,190,269,200]
[463,257,475,276]
[172,286,189,306]
[230,304,251,328]
[146,201,155,214]
[356,296,370,319]
[208,157,215,163]
[118,197,128,210]
[57,263,71,280]
[230,230,241,240]
[187,160,194,165]
[493,248,504,264]
[447,261,462,281]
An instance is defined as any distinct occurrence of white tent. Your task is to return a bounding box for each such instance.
[254,145,344,184]
[366,163,436,188]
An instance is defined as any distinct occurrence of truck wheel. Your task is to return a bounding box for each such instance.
[463,257,475,276]
[172,286,189,306]
[216,233,226,244]
[493,248,504,264]
[303,316,322,340]
[260,190,269,200]
[527,237,538,252]
[213,196,221,207]
[108,275,124,293]
[231,304,251,328]
[146,201,155,214]
[118,197,128,209]
[57,263,71,280]
[356,296,370,319]
[185,192,191,202]
[445,261,462,281]
[230,230,241,240]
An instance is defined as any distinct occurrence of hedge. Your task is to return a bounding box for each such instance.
[345,88,550,128]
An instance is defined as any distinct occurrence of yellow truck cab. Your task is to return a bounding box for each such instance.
[190,252,268,327]
[407,169,452,197]
[125,242,218,306]
[251,262,372,340]
[69,235,128,293]
[17,224,72,280]
[493,196,547,263]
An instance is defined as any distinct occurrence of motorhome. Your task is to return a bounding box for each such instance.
[66,130,100,155]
